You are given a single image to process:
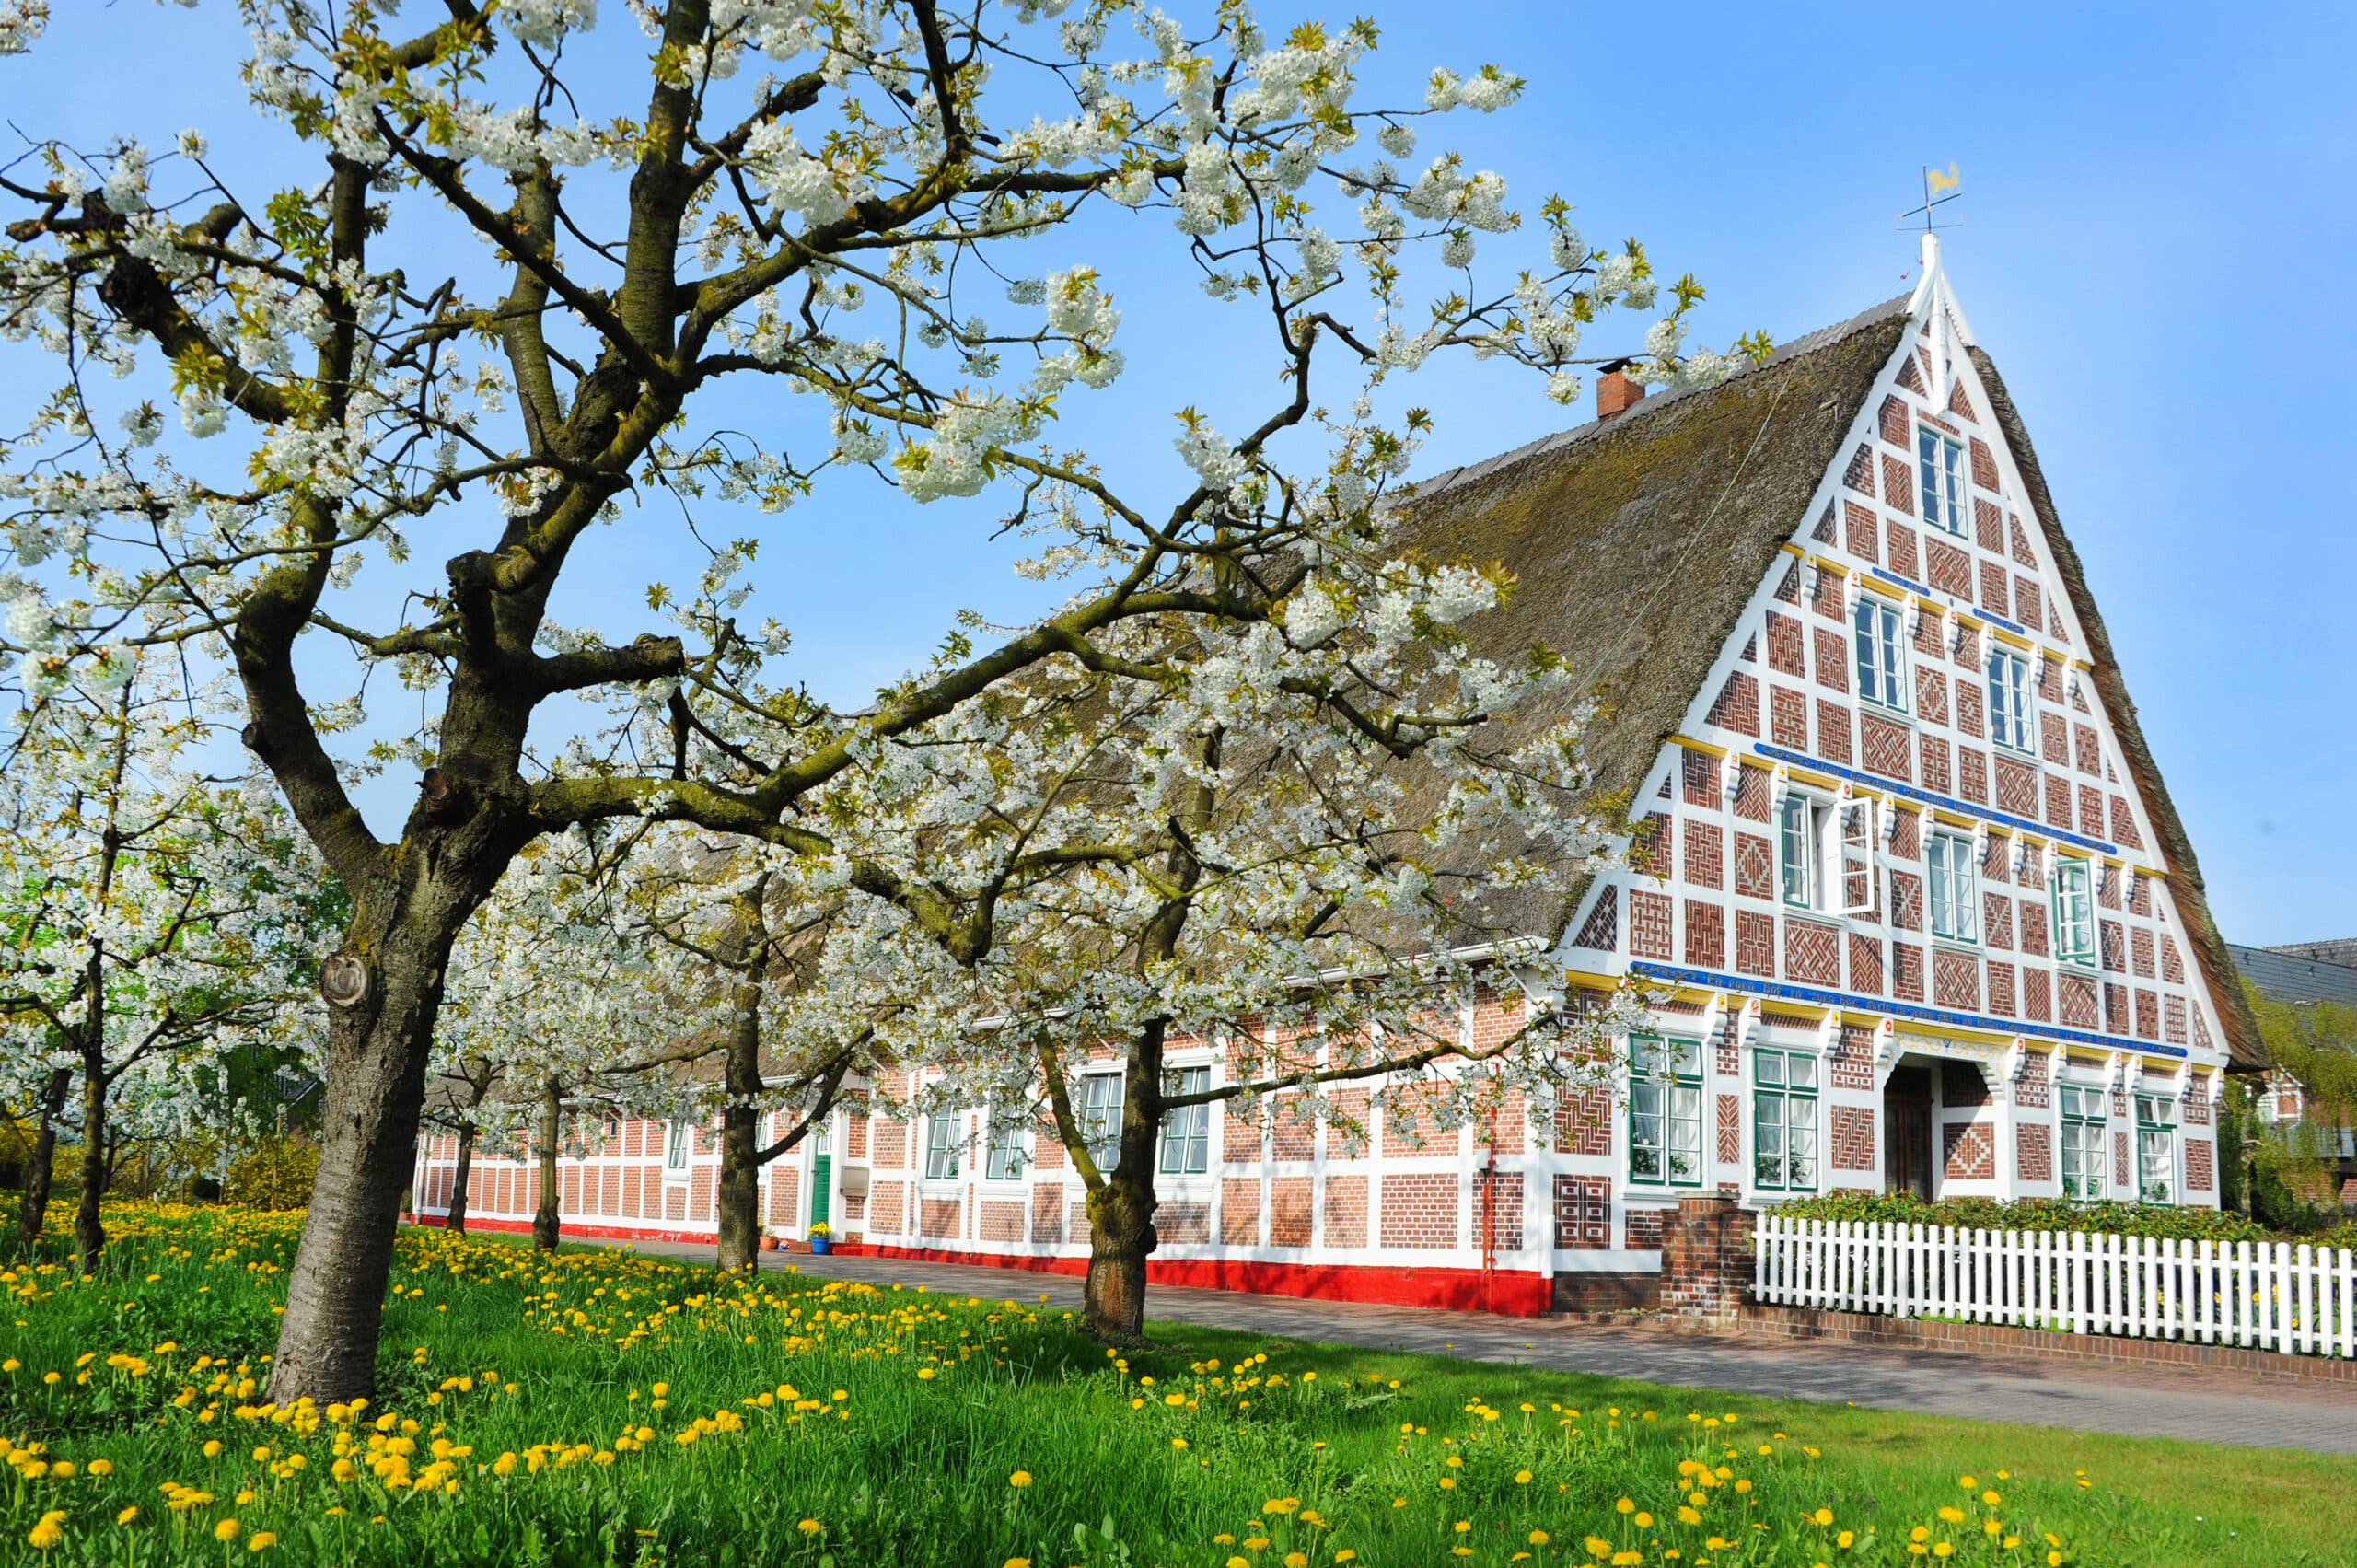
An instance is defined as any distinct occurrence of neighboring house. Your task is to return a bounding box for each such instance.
[412,238,2261,1312]
[2227,938,2357,1205]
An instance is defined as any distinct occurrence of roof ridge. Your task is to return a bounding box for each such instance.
[1411,292,1913,504]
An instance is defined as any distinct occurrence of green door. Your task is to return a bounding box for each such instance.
[809,1154,830,1229]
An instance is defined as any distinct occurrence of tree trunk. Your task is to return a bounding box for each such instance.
[268,912,470,1404]
[1080,1020,1169,1346]
[1081,1160,1158,1346]
[17,1067,70,1246]
[532,1079,562,1253]
[716,962,765,1272]
[74,1046,107,1270]
[446,1122,475,1234]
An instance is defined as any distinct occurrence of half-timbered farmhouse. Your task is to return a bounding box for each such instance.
[412,239,2260,1314]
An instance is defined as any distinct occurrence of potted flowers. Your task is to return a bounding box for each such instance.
[807,1223,833,1255]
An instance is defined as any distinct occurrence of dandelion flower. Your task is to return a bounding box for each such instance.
[1009,1471,1033,1488]
[215,1520,241,1542]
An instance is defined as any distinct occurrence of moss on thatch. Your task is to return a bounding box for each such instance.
[1392,298,1913,939]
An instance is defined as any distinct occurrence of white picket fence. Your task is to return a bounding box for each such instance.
[1753,1213,2357,1358]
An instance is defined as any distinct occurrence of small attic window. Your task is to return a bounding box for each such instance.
[1918,424,1966,535]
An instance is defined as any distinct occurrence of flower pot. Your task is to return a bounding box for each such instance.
[759,1236,779,1251]
[809,1237,833,1255]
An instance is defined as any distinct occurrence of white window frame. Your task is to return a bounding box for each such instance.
[923,1109,962,1181]
[1159,1064,1211,1176]
[2059,1083,2106,1200]
[1926,828,1980,944]
[982,1119,1027,1181]
[1837,797,1879,917]
[2050,858,2096,968]
[664,1117,692,1179]
[1628,1035,1703,1189]
[1778,791,1819,910]
[1852,592,1910,714]
[2134,1093,2177,1205]
[1919,424,1967,535]
[1987,645,2035,756]
[1751,1048,1820,1193]
[1076,1071,1125,1174]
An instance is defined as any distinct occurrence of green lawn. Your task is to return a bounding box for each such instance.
[0,1203,2344,1566]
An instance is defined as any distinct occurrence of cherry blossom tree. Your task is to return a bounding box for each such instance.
[0,651,323,1266]
[0,0,1725,1395]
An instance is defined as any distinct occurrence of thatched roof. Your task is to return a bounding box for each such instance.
[1390,296,2261,1069]
[1394,296,1914,939]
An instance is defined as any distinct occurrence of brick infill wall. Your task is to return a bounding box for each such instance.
[1658,1192,1753,1317]
[1734,1304,2357,1387]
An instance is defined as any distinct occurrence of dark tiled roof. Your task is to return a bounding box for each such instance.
[2229,942,2357,1009]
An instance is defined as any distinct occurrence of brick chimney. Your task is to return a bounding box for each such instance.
[1597,365,1646,421]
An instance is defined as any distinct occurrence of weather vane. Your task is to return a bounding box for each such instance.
[1898,163,1963,233]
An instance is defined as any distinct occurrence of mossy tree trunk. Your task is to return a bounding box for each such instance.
[533,1078,563,1253]
[17,1067,70,1246]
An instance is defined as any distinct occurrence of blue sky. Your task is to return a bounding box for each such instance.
[5,1,2351,945]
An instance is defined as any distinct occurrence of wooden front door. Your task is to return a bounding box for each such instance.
[1883,1067,1933,1200]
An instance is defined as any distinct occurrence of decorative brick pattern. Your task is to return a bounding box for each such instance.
[1861,713,1912,781]
[2134,988,2160,1041]
[2112,1130,2131,1190]
[1554,1175,1611,1249]
[1957,746,1988,805]
[1812,563,1845,620]
[1733,832,1775,900]
[1926,537,1973,600]
[2020,899,2049,956]
[1887,520,1920,581]
[1986,959,2016,1017]
[1771,686,1808,749]
[1881,452,1914,512]
[1379,1173,1459,1250]
[1714,1094,1741,1166]
[1942,1120,1995,1180]
[1982,893,2014,949]
[2165,995,2187,1045]
[1830,1105,1875,1170]
[2185,1137,2214,1193]
[1816,700,1852,765]
[2111,796,2143,851]
[1766,610,1805,675]
[1878,395,1911,446]
[2079,783,2106,838]
[1629,890,1674,961]
[1813,627,1849,691]
[1848,934,1885,996]
[1571,887,1619,952]
[2020,1141,2090,1214]
[1624,1207,1666,1251]
[2015,578,2042,630]
[1833,1026,1876,1091]
[2057,973,2097,1028]
[1979,560,2010,619]
[1844,500,1879,562]
[1784,920,1840,985]
[1995,756,2038,817]
[1681,749,1718,807]
[1220,1178,1261,1246]
[1892,942,1925,1002]
[1709,672,1760,737]
[1683,819,1724,888]
[1736,911,1776,978]
[1555,1085,1612,1156]
[1684,900,1725,969]
[1843,444,1876,494]
[1933,948,1979,1010]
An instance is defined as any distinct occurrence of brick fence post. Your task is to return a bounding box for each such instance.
[1658,1192,1756,1319]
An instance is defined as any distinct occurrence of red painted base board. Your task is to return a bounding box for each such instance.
[408,1214,1550,1316]
[859,1244,1553,1318]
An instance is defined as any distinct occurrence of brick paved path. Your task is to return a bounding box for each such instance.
[601,1240,2357,1456]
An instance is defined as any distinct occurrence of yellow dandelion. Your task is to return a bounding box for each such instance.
[215,1519,241,1543]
